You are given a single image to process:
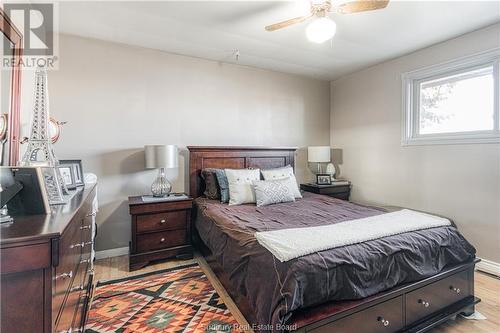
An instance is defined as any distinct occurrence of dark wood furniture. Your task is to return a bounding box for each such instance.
[300,182,351,200]
[187,146,479,333]
[0,184,96,333]
[128,195,193,271]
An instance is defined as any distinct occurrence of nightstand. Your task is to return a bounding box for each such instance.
[300,182,351,200]
[128,195,193,271]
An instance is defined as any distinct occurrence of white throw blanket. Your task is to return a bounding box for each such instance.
[255,209,451,262]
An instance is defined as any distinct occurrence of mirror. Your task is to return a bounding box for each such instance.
[1,38,13,165]
[0,10,23,166]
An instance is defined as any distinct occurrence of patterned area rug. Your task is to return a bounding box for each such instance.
[85,263,242,333]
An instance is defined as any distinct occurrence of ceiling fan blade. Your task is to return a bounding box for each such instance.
[336,0,389,14]
[265,14,313,31]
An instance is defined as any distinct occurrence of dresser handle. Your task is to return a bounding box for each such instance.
[80,258,91,264]
[377,316,390,327]
[160,237,166,242]
[70,242,84,249]
[418,299,430,308]
[55,271,73,280]
[160,219,166,224]
[450,286,461,294]
[80,225,91,230]
[70,284,84,292]
[85,212,96,217]
[84,241,93,246]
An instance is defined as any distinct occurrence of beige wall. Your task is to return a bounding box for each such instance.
[330,24,500,262]
[19,34,330,251]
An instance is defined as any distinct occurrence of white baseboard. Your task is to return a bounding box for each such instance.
[95,247,129,260]
[476,258,500,277]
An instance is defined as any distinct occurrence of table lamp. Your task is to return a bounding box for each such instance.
[145,144,178,197]
[308,146,331,174]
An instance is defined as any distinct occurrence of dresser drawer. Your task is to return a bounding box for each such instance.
[406,270,470,325]
[136,211,187,233]
[310,296,403,333]
[55,285,81,333]
[53,222,83,317]
[136,229,187,252]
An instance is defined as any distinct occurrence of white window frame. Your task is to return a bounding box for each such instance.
[401,48,500,146]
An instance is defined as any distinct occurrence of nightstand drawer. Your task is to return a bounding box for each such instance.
[136,229,188,252]
[136,211,187,233]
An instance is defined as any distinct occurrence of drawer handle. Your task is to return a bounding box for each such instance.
[160,219,167,224]
[88,268,95,275]
[160,237,166,242]
[418,299,430,308]
[70,242,84,249]
[55,271,73,280]
[84,241,93,246]
[86,212,96,217]
[80,258,91,264]
[450,286,461,294]
[80,225,91,230]
[70,284,84,292]
[377,316,390,327]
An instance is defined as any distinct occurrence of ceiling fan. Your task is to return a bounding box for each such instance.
[265,0,390,43]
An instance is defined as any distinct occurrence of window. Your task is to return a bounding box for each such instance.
[402,49,500,145]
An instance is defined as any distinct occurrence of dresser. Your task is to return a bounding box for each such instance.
[128,195,193,271]
[0,184,96,333]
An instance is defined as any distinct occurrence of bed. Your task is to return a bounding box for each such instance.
[188,146,479,333]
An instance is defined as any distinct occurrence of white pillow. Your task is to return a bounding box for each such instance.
[253,179,295,207]
[261,165,302,199]
[225,169,261,205]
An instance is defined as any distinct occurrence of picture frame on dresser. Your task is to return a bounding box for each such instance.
[58,164,76,190]
[59,160,84,187]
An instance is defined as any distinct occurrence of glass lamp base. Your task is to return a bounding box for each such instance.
[151,168,172,197]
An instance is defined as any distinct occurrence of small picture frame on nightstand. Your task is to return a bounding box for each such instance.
[316,174,332,185]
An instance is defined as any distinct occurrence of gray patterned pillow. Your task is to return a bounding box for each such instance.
[252,179,295,207]
[214,169,230,203]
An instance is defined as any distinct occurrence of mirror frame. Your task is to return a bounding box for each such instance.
[1,9,23,166]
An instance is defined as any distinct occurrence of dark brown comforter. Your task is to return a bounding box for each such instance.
[194,192,475,332]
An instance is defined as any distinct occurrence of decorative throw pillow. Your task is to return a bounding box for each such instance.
[201,168,220,200]
[214,169,230,203]
[261,165,302,199]
[225,168,261,205]
[252,179,295,207]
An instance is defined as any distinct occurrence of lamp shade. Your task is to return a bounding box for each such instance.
[308,146,331,163]
[145,145,178,169]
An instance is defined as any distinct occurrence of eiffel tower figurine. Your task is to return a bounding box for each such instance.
[20,67,70,204]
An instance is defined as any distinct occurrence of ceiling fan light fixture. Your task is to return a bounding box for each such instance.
[306,17,337,43]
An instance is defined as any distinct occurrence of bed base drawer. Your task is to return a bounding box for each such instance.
[405,269,470,325]
[309,296,403,333]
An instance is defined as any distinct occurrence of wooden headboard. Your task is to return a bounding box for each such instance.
[187,146,297,198]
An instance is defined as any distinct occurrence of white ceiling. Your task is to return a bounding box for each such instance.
[58,1,500,80]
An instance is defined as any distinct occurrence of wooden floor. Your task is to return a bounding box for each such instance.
[93,255,500,333]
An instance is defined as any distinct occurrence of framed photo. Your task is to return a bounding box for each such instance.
[60,160,84,187]
[316,173,332,185]
[58,165,76,189]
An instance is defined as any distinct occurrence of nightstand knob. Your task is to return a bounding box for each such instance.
[450,286,461,294]
[160,237,165,242]
[160,219,166,224]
